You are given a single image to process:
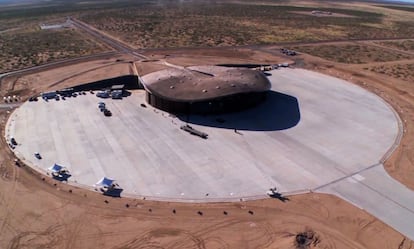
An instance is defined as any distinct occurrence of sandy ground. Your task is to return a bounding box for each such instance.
[0,53,135,100]
[1,46,414,248]
[142,47,293,67]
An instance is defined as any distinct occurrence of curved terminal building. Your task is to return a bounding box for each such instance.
[141,65,271,114]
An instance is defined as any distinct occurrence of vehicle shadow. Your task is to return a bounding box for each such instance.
[268,192,290,202]
[178,91,300,131]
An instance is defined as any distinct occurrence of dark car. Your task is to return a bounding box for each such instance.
[34,152,42,159]
[10,137,17,146]
[103,109,112,116]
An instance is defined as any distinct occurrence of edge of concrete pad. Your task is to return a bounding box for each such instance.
[377,92,404,164]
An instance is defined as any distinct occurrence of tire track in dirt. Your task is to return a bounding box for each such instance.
[110,219,242,249]
[109,217,279,249]
[24,199,71,230]
[6,224,63,249]
[201,237,229,249]
[63,212,89,249]
[0,138,20,239]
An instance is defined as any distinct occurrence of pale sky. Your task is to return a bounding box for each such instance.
[385,0,414,3]
[0,0,413,4]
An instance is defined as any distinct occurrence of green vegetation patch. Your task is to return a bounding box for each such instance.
[289,44,412,64]
[365,64,414,82]
[376,5,414,12]
[0,0,141,31]
[377,40,414,52]
[79,3,391,48]
[0,28,107,73]
[393,21,414,39]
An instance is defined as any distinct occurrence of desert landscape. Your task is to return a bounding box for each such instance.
[1,0,414,248]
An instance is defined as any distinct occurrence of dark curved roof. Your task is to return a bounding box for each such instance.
[141,66,271,102]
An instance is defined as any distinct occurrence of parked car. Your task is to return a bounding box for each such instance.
[10,137,17,146]
[103,109,112,117]
[34,152,42,159]
[96,91,110,98]
[111,90,123,99]
[98,102,105,109]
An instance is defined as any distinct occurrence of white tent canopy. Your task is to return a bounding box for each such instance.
[48,163,64,173]
[95,177,115,188]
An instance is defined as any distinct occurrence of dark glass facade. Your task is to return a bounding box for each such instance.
[146,91,267,114]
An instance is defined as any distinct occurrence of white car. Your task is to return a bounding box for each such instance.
[96,91,110,98]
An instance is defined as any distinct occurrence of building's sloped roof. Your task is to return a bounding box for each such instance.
[95,177,115,187]
[141,66,271,102]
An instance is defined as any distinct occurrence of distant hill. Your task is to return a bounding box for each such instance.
[0,0,413,6]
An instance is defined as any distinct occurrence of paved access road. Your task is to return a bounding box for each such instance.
[0,103,20,109]
[318,165,414,240]
[68,18,147,60]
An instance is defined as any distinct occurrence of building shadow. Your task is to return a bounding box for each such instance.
[178,91,300,131]
[71,75,141,91]
[103,188,123,198]
[52,173,71,182]
[122,90,132,97]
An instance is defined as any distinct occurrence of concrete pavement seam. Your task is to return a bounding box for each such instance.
[312,162,382,191]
